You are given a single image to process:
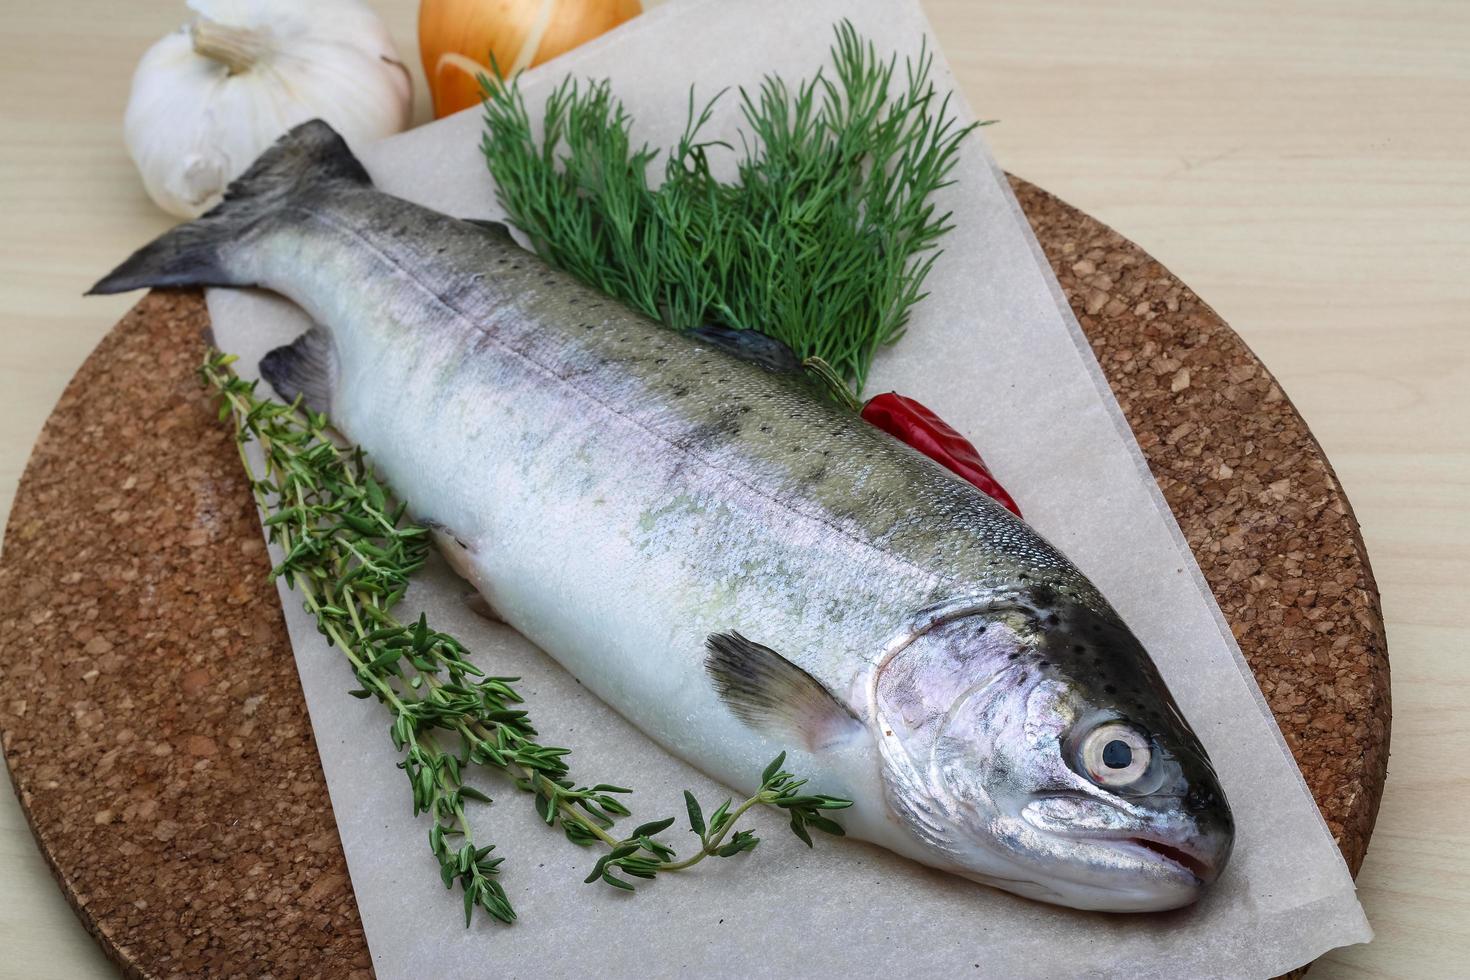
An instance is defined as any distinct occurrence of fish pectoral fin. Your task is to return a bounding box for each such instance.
[260,325,337,417]
[705,631,864,752]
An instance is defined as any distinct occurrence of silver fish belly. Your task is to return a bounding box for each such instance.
[93,121,1233,912]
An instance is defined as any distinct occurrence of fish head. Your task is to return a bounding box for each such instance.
[872,591,1233,912]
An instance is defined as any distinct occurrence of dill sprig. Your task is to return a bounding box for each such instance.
[481,20,982,392]
[201,351,850,925]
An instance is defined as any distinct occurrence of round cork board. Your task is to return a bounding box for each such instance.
[0,177,1388,978]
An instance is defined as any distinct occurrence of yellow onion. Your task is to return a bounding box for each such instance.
[419,0,642,118]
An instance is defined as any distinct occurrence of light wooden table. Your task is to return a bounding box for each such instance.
[1,1,1465,977]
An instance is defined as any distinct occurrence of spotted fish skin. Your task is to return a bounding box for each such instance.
[92,121,1233,912]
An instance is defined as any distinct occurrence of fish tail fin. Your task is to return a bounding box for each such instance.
[88,120,372,295]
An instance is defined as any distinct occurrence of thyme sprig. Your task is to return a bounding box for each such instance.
[588,752,852,889]
[481,20,983,393]
[201,351,850,925]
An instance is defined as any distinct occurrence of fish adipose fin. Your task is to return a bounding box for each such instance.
[88,120,371,296]
[260,325,337,416]
[705,631,863,751]
[462,218,519,245]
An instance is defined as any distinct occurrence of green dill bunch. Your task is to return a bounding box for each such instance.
[480,20,982,394]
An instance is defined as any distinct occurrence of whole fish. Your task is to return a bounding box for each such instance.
[93,121,1232,912]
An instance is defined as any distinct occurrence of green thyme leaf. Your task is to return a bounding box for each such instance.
[684,790,706,836]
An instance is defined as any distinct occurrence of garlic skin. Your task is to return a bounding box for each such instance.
[125,0,412,217]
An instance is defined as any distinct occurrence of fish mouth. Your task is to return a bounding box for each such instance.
[960,829,1215,912]
[1124,836,1213,881]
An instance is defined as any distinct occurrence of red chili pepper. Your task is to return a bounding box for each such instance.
[860,392,1023,518]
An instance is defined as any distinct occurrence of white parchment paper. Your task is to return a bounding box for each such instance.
[207,0,1371,975]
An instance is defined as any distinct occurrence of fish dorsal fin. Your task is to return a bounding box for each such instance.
[687,324,803,374]
[705,631,863,751]
[260,325,337,417]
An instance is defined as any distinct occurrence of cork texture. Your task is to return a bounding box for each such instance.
[0,179,1388,977]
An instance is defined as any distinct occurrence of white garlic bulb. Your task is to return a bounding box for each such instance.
[125,0,412,217]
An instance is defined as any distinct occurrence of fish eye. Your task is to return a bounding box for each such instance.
[1077,722,1152,789]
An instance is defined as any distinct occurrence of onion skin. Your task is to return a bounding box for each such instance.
[419,0,642,118]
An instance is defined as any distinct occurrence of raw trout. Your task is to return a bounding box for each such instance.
[93,121,1233,912]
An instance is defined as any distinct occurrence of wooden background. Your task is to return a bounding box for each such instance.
[0,1,1464,976]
